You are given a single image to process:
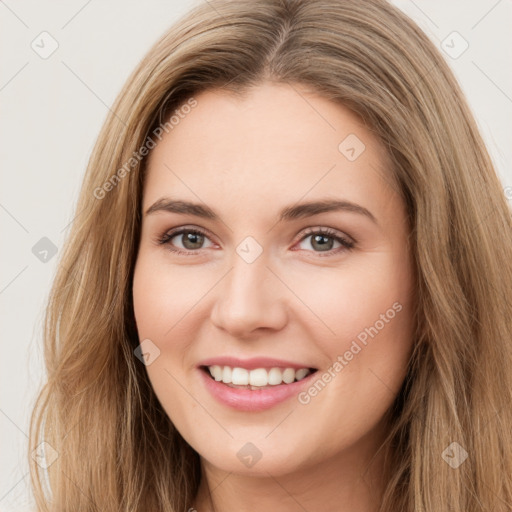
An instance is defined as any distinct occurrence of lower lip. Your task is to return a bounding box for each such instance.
[198,367,317,412]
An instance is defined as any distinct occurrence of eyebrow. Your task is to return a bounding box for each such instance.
[145,197,378,225]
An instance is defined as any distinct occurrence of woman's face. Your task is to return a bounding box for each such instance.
[133,82,415,477]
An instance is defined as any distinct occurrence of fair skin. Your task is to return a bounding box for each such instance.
[132,82,416,512]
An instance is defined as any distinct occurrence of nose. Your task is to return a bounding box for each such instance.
[210,252,288,338]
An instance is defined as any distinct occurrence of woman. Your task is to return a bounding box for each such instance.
[29,0,512,510]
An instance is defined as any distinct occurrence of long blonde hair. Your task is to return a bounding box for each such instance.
[29,0,512,510]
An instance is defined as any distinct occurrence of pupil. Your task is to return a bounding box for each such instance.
[312,234,333,251]
[183,232,203,249]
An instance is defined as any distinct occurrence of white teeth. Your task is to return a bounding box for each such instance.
[282,368,296,384]
[211,365,223,381]
[231,367,249,385]
[206,365,313,387]
[249,368,268,386]
[268,368,283,385]
[295,368,309,380]
[222,366,232,384]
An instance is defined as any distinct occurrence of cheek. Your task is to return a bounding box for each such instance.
[132,257,195,425]
[132,253,211,338]
[132,253,212,394]
[287,252,413,344]
[291,252,415,404]
[295,294,413,453]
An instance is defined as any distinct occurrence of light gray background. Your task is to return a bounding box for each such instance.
[1,1,510,510]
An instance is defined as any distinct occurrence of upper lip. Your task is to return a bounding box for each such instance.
[198,356,317,371]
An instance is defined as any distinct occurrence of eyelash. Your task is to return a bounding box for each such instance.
[156,226,355,257]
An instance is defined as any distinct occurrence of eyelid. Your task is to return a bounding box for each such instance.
[296,226,356,246]
[156,225,217,250]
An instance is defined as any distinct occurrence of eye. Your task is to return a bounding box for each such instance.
[294,227,355,256]
[157,227,214,255]
[156,226,355,256]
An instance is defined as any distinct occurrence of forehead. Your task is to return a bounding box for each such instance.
[143,83,398,222]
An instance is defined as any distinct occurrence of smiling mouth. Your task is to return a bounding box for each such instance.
[200,365,318,390]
